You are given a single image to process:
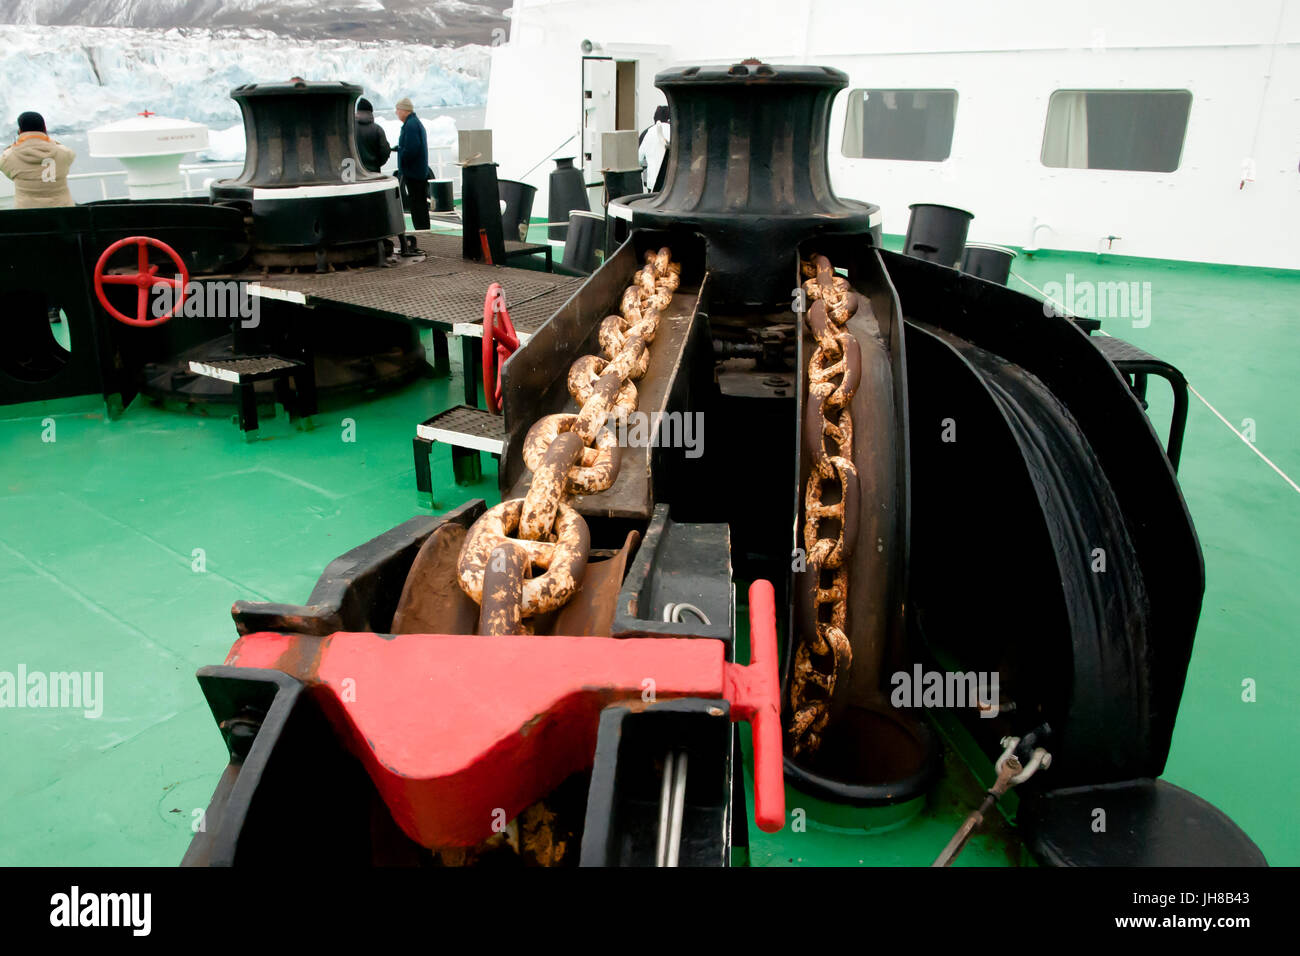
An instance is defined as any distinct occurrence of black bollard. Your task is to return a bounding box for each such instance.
[903,203,974,269]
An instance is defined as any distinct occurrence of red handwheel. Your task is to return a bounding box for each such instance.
[481,282,519,414]
[93,236,189,327]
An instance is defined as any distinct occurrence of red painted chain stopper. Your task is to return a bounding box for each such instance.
[224,579,787,848]
[482,282,519,413]
[93,236,189,327]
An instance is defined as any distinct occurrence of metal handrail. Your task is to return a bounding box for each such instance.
[6,149,457,206]
[57,161,246,201]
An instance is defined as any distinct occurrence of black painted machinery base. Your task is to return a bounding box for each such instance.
[139,334,427,408]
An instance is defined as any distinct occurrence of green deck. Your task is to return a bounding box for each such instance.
[1,227,1296,866]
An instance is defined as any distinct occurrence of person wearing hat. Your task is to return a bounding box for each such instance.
[1,112,76,209]
[354,97,391,174]
[393,96,430,229]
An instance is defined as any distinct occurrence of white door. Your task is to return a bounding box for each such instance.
[582,56,618,211]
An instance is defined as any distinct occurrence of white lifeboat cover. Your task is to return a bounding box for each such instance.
[88,115,209,159]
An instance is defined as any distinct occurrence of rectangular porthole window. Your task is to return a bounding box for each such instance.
[841,89,958,162]
[1041,89,1192,172]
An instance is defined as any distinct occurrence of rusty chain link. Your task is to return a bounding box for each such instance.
[457,247,682,635]
[790,254,864,756]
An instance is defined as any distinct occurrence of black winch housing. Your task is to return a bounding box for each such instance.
[626,62,881,312]
[211,80,404,267]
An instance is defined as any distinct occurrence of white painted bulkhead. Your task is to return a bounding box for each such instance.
[485,0,1298,268]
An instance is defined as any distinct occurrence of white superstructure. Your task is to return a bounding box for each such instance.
[88,112,209,199]
[485,0,1299,268]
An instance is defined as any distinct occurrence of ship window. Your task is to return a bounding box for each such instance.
[1041,89,1192,172]
[841,89,958,162]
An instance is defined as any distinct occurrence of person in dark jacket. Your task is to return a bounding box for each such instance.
[394,96,430,229]
[353,97,390,174]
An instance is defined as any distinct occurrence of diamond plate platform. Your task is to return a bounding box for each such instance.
[248,231,576,341]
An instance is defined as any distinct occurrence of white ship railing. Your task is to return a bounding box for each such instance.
[3,146,456,208]
[60,161,246,201]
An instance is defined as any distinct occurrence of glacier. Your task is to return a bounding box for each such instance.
[0,24,492,134]
[199,114,461,168]
[0,1,510,43]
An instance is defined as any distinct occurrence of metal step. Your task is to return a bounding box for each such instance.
[1091,334,1161,366]
[188,355,304,384]
[417,404,506,455]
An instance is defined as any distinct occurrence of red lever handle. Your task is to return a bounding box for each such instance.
[481,283,519,414]
[723,580,786,833]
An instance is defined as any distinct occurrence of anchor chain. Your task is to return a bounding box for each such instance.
[790,255,864,756]
[457,247,682,635]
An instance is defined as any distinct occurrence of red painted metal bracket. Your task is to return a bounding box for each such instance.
[225,581,785,848]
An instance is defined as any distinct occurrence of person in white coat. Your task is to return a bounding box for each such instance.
[638,105,671,192]
[1,112,75,209]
